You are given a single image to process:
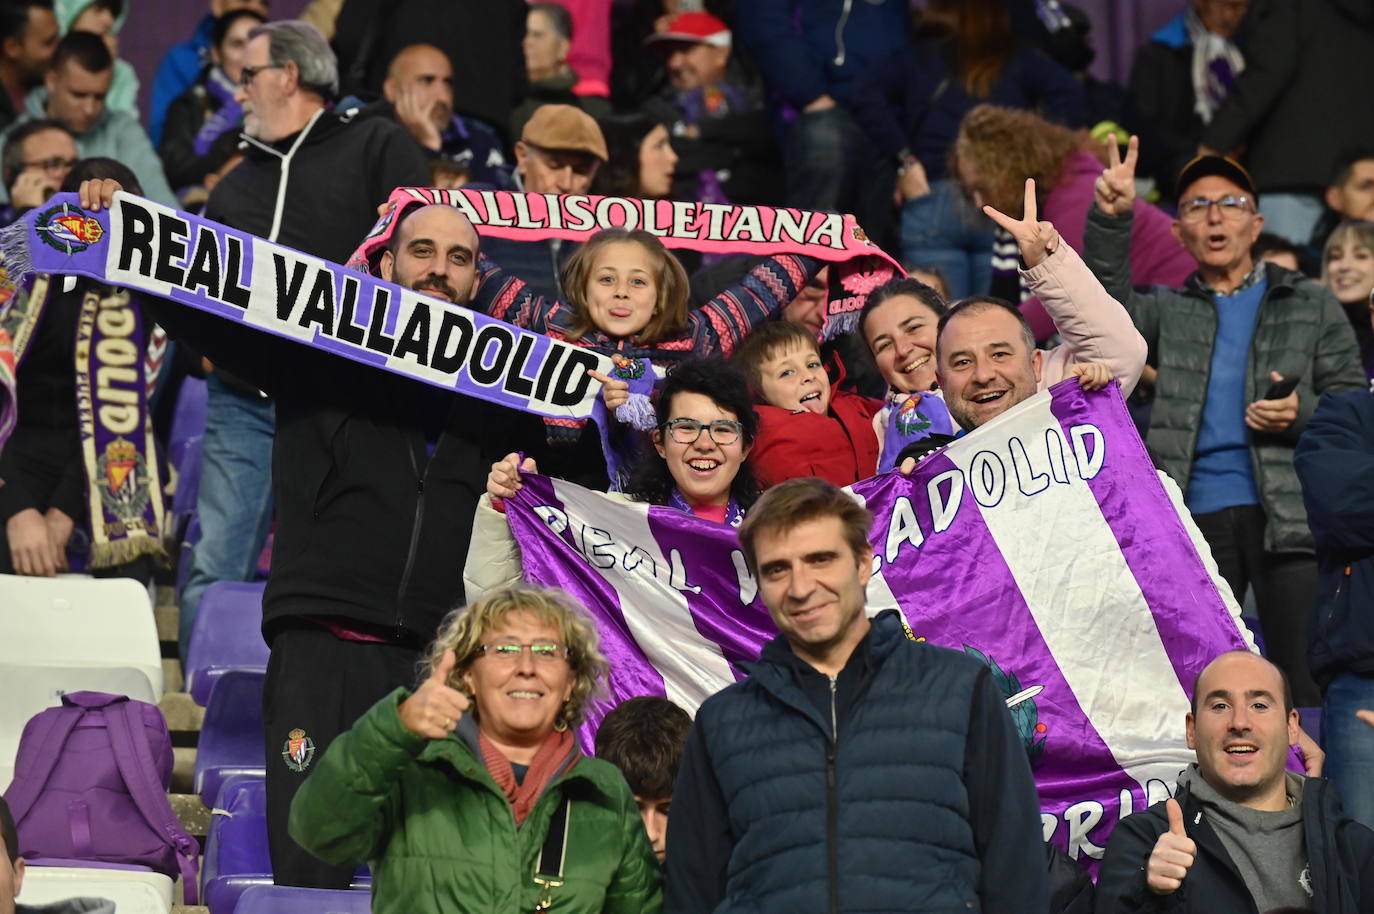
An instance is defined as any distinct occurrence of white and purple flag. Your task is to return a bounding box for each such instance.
[501,380,1254,867]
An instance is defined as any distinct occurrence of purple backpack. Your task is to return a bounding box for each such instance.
[2,691,200,903]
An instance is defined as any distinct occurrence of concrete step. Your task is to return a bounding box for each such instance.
[160,691,204,733]
[155,599,179,644]
[172,907,209,914]
[170,792,211,838]
[163,657,184,694]
[172,747,197,795]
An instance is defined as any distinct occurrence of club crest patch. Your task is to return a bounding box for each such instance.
[895,396,932,436]
[611,353,645,380]
[36,203,104,254]
[282,728,316,772]
[98,437,151,520]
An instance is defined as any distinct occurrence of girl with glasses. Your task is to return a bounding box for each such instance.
[467,360,762,598]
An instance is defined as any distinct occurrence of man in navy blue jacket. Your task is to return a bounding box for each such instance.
[1295,380,1374,831]
[664,477,1047,913]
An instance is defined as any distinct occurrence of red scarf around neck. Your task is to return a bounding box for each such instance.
[479,728,579,826]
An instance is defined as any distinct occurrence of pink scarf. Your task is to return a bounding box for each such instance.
[478,728,579,826]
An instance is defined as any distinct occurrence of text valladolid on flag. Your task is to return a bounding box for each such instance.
[503,381,1254,869]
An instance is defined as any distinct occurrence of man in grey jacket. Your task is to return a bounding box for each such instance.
[1085,140,1364,705]
[0,31,172,205]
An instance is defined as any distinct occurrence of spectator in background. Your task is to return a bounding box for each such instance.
[511,3,609,143]
[381,43,510,187]
[953,117,1192,342]
[643,11,782,206]
[147,0,269,146]
[331,0,525,142]
[1296,373,1374,833]
[734,0,907,249]
[1084,151,1364,707]
[595,696,693,865]
[0,118,73,221]
[1320,220,1374,379]
[157,8,263,204]
[1252,231,1304,273]
[591,112,677,199]
[481,104,606,300]
[53,0,135,115]
[1129,0,1250,201]
[1310,148,1374,252]
[0,0,57,133]
[665,477,1048,913]
[849,0,1084,299]
[1096,651,1374,914]
[0,30,174,204]
[1199,0,1374,245]
[0,159,158,583]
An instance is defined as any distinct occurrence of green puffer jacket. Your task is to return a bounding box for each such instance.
[289,688,662,914]
[1083,206,1366,553]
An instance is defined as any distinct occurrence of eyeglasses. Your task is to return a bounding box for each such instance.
[238,63,284,88]
[1179,195,1254,222]
[662,418,744,446]
[22,157,77,174]
[474,641,567,663]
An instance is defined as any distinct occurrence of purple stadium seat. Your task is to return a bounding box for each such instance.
[233,885,372,914]
[185,582,269,706]
[168,377,207,469]
[203,777,369,914]
[194,671,267,807]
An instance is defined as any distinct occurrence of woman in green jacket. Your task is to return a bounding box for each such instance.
[289,587,662,914]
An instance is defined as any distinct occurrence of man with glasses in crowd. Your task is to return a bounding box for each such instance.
[109,18,430,890]
[1084,145,1364,709]
[0,118,73,220]
[0,31,173,204]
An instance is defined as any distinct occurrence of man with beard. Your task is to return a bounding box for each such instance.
[381,43,508,186]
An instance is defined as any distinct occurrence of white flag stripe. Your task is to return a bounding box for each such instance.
[948,393,1192,794]
[553,481,735,715]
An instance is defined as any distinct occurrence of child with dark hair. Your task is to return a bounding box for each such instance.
[735,321,884,488]
[594,697,692,865]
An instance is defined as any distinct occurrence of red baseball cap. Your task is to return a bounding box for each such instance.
[645,11,732,48]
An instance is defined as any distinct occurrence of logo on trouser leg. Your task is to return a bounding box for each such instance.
[282,728,316,772]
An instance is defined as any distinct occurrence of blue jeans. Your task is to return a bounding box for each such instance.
[900,178,995,300]
[1323,672,1374,830]
[179,373,275,661]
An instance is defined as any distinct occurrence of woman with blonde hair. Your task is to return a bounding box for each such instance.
[290,586,661,914]
[1321,219,1374,378]
[953,105,1193,341]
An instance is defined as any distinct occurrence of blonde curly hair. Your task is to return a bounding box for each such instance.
[420,587,609,730]
[953,104,1081,218]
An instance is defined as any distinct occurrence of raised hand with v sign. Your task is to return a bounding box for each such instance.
[1094,134,1139,217]
[982,178,1060,269]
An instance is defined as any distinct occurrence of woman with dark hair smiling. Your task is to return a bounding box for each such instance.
[592,112,679,200]
[466,360,760,599]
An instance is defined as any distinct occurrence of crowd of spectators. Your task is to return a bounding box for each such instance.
[3,0,1374,912]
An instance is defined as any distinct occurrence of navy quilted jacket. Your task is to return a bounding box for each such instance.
[664,610,1048,913]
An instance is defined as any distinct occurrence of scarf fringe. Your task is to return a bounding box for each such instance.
[89,533,166,569]
[821,309,859,342]
[0,219,34,292]
[615,392,657,431]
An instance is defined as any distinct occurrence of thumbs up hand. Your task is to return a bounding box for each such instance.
[398,650,471,739]
[1146,798,1197,895]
